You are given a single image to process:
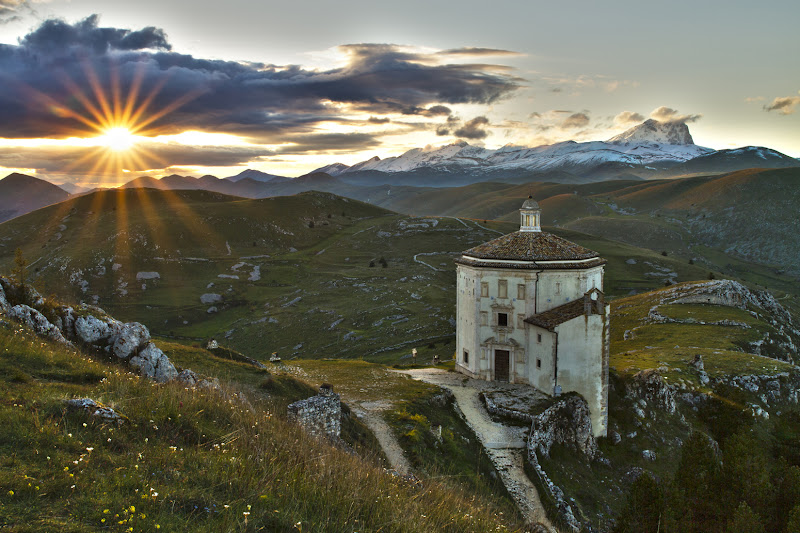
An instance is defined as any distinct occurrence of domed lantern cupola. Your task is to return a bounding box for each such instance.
[519,195,541,232]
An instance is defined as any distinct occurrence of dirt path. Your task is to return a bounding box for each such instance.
[354,401,412,476]
[398,368,553,530]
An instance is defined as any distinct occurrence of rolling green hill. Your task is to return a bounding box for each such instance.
[0,187,723,365]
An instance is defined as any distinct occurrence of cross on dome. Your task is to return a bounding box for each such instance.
[519,195,541,232]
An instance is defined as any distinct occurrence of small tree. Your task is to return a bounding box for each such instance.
[369,260,375,268]
[379,257,388,268]
[726,502,764,533]
[11,248,28,289]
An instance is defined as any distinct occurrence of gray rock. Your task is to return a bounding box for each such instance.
[128,342,160,377]
[65,398,124,423]
[129,342,176,382]
[75,315,117,344]
[642,450,657,461]
[136,272,160,281]
[609,430,622,445]
[200,293,223,305]
[8,304,69,344]
[0,282,8,313]
[177,369,200,386]
[207,306,218,314]
[154,352,178,383]
[111,322,150,360]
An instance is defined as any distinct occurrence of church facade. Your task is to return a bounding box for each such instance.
[455,197,609,436]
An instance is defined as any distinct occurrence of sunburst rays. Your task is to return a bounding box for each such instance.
[17,58,206,185]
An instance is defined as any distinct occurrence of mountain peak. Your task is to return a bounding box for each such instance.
[608,119,695,145]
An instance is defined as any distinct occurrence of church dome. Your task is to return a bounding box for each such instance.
[521,196,539,210]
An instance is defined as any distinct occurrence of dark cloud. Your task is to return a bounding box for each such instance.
[764,94,800,115]
[650,106,701,123]
[614,110,645,125]
[0,17,521,147]
[367,116,390,124]
[560,112,590,129]
[454,116,490,140]
[435,126,450,136]
[20,14,171,53]
[423,105,452,116]
[438,47,523,57]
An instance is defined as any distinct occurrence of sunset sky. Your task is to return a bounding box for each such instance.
[0,0,798,187]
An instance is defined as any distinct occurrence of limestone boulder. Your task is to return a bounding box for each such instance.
[0,282,8,313]
[51,306,77,339]
[200,293,223,305]
[8,304,69,344]
[111,322,150,360]
[75,315,119,344]
[128,342,177,382]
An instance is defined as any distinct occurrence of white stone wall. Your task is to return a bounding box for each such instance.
[552,312,608,437]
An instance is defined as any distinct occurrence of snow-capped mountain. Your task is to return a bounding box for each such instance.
[314,120,714,178]
[607,118,694,145]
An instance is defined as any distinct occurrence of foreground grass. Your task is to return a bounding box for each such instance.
[0,321,522,532]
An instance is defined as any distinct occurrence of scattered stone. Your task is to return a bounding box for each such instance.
[642,450,657,461]
[64,398,124,423]
[626,258,637,265]
[207,306,218,314]
[136,272,160,281]
[609,430,622,445]
[200,293,223,305]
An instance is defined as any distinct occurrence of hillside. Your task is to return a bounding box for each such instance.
[0,188,725,364]
[0,286,522,531]
[0,173,71,223]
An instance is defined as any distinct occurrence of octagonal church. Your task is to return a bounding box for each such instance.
[455,197,609,437]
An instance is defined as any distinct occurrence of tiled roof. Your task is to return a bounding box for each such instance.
[524,300,587,330]
[462,231,600,262]
[454,257,607,270]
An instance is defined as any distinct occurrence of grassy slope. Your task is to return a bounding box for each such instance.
[0,319,523,532]
[536,280,796,527]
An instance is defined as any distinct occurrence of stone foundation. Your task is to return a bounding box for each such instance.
[288,385,342,439]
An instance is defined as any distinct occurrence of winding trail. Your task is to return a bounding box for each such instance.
[354,401,412,476]
[397,368,553,530]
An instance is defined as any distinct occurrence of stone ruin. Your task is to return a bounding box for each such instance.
[287,384,342,439]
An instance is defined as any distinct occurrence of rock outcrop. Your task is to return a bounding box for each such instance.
[8,305,69,345]
[525,395,597,533]
[529,395,598,461]
[1,276,179,384]
[626,369,676,414]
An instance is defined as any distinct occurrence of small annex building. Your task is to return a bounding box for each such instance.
[455,197,610,436]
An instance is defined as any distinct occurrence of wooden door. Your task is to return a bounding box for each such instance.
[494,350,510,382]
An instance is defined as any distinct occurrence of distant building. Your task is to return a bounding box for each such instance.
[455,197,609,436]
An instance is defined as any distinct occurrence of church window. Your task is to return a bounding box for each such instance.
[497,313,508,327]
[536,358,542,369]
[480,312,488,326]
[518,284,526,300]
[498,280,508,299]
[480,282,488,297]
[537,333,542,343]
[463,350,469,364]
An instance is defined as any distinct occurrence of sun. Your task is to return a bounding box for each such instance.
[99,127,137,152]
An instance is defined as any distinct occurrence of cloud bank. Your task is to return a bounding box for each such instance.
[0,16,522,176]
